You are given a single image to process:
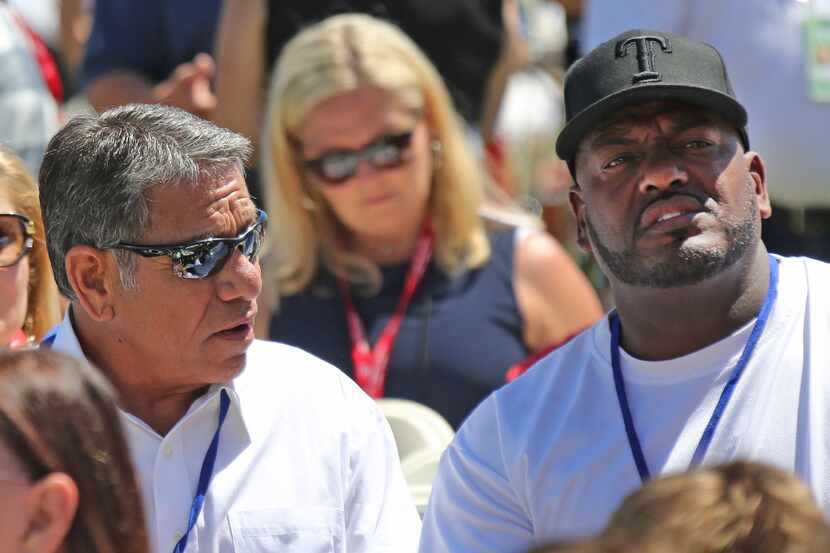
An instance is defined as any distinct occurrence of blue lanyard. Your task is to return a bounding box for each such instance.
[611,254,778,483]
[39,327,57,348]
[173,389,230,553]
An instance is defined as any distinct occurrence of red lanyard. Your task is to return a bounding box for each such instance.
[8,329,28,349]
[339,225,435,398]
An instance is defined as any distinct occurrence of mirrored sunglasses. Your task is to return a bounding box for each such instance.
[303,130,415,185]
[112,210,268,280]
[0,213,34,268]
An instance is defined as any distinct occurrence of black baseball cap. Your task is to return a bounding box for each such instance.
[555,29,749,165]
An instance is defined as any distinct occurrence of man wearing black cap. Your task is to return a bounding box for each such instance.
[418,29,830,553]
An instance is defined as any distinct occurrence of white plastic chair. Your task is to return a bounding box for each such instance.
[376,399,455,515]
[377,399,455,464]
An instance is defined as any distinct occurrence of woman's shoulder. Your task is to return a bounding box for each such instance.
[485,224,540,268]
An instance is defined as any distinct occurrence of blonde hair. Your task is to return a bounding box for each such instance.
[262,13,490,296]
[0,147,61,341]
[603,461,830,553]
[528,537,677,553]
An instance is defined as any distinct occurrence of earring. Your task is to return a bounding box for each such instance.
[301,196,316,211]
[431,140,443,170]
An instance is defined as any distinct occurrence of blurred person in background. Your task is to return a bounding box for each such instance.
[420,29,830,553]
[529,462,830,553]
[215,0,507,162]
[484,0,614,305]
[0,147,60,349]
[599,461,830,553]
[0,0,60,177]
[0,348,149,553]
[39,103,420,553]
[81,0,219,118]
[57,0,92,90]
[525,539,676,553]
[7,0,80,94]
[581,0,830,261]
[259,13,602,429]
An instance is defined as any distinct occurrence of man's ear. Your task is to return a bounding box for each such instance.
[569,186,593,254]
[746,151,771,220]
[22,473,79,553]
[64,245,117,321]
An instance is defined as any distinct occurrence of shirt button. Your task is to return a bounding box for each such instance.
[163,444,173,457]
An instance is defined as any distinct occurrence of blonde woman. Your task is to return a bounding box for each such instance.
[0,147,60,347]
[260,14,601,427]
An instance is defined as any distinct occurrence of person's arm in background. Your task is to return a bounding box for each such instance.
[514,230,603,351]
[213,0,267,163]
[480,0,529,143]
[58,0,91,86]
[82,0,217,118]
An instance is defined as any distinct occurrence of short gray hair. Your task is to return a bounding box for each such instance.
[38,103,252,300]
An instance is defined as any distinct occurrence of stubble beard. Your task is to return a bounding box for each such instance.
[586,187,760,289]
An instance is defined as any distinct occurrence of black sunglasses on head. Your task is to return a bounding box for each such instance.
[303,130,415,185]
[0,213,34,268]
[112,210,267,280]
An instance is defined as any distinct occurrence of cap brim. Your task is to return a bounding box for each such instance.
[555,84,748,162]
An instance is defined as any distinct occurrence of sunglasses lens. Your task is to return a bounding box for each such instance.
[368,139,405,168]
[305,131,413,185]
[245,224,264,261]
[177,241,231,279]
[0,216,26,267]
[174,221,264,279]
[317,152,359,183]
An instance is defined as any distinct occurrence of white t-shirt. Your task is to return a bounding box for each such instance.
[580,0,830,209]
[50,313,422,553]
[419,256,830,553]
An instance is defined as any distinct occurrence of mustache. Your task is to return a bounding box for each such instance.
[634,189,709,237]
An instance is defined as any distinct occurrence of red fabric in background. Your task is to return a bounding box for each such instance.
[11,11,64,103]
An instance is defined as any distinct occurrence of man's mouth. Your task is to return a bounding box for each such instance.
[639,195,706,233]
[214,311,256,341]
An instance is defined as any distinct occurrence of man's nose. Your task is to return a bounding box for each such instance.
[215,246,262,303]
[637,148,688,195]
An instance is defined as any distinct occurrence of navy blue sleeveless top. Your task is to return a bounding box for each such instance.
[268,230,528,428]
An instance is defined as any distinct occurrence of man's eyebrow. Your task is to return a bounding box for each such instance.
[666,112,717,134]
[589,133,639,149]
[588,111,718,149]
[177,212,258,244]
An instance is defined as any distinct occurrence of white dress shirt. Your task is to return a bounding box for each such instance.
[51,312,421,553]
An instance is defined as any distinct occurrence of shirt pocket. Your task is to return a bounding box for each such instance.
[228,507,343,553]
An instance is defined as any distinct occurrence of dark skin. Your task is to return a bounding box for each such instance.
[569,101,772,361]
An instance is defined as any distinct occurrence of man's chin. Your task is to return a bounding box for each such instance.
[212,352,248,383]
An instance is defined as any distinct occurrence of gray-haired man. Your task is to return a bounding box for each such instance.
[39,103,420,553]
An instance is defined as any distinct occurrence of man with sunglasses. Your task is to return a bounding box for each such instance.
[38,103,421,553]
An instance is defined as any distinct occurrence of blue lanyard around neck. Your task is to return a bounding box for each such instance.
[172,389,230,553]
[39,328,57,348]
[610,254,779,483]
